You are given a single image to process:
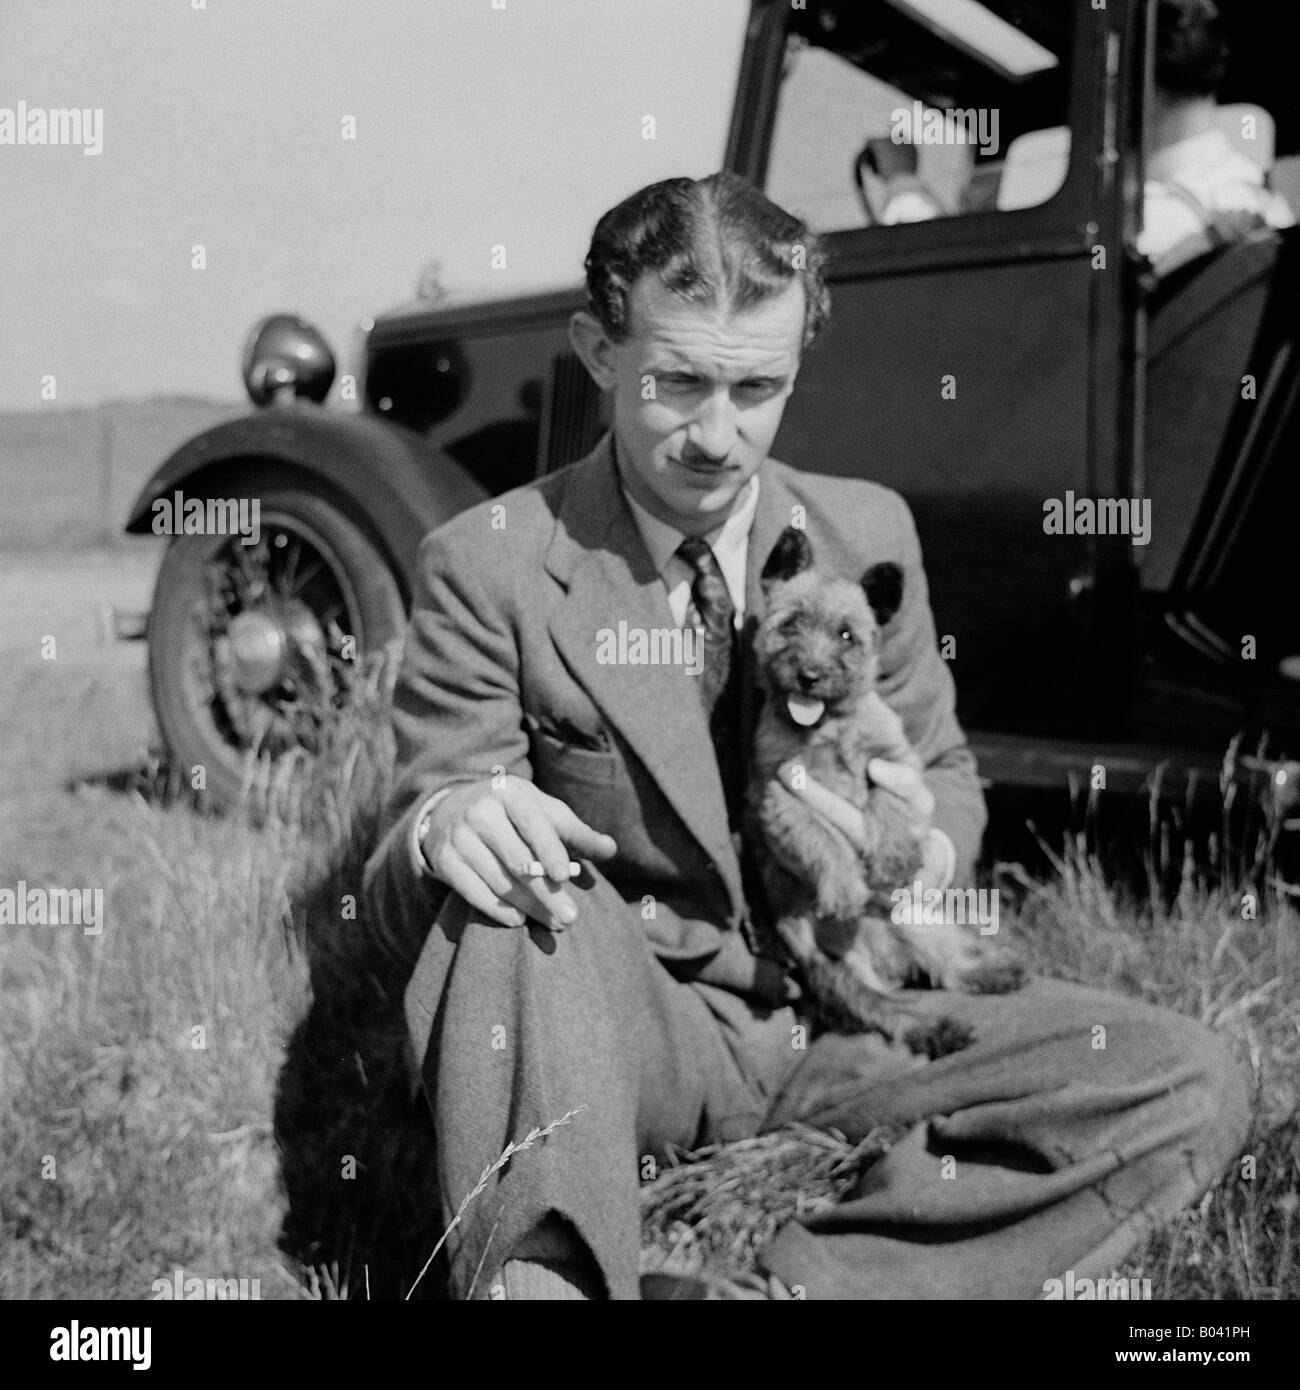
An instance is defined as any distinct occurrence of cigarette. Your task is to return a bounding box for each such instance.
[522,861,582,879]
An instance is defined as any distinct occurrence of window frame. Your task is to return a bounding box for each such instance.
[727,0,1113,278]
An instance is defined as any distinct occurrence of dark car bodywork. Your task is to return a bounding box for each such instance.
[125,0,1300,798]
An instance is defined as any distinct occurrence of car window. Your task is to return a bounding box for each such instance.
[765,0,1073,233]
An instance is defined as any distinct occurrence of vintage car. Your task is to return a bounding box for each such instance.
[124,0,1300,814]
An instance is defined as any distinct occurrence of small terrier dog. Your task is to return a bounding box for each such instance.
[747,526,1024,1057]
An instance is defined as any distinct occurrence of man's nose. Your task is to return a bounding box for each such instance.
[687,388,738,461]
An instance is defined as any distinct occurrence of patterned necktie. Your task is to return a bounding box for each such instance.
[677,535,742,823]
[677,536,780,973]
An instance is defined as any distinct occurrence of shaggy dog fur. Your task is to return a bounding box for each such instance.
[747,526,1024,1057]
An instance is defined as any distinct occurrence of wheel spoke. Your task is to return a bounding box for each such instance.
[225,546,256,607]
[278,537,303,597]
[285,558,326,598]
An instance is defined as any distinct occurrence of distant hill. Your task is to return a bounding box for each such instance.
[0,397,244,551]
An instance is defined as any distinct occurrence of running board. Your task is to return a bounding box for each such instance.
[971,730,1300,821]
[970,730,1223,794]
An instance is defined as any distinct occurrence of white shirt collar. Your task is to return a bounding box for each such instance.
[615,451,760,622]
[622,473,759,577]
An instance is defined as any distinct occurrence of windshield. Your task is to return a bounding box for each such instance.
[767,0,1073,231]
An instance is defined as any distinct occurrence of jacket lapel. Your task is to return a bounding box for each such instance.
[744,462,799,623]
[739,462,800,755]
[546,440,741,900]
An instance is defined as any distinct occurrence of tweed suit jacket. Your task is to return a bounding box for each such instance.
[362,435,987,1056]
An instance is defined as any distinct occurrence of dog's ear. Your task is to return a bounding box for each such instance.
[861,562,904,627]
[760,526,813,592]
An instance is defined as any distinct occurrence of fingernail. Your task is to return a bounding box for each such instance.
[531,854,605,877]
[556,901,576,924]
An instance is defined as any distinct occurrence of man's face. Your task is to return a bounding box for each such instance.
[572,273,806,534]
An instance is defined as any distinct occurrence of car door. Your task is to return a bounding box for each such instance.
[727,0,1140,747]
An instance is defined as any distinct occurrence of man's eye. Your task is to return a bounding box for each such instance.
[662,374,700,389]
[737,381,777,398]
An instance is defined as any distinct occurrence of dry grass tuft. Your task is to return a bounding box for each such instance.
[639,1123,900,1280]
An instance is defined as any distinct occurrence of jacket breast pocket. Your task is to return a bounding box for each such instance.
[529,727,619,828]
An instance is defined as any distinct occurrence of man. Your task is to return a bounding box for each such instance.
[364,172,1248,1300]
[1139,0,1294,277]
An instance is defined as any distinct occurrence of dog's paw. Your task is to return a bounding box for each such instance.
[958,953,1028,995]
[902,1015,973,1059]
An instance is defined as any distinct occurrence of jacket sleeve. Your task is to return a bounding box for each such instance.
[361,519,533,950]
[876,490,987,886]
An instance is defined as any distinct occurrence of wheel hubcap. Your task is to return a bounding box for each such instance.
[225,600,327,695]
[226,610,287,693]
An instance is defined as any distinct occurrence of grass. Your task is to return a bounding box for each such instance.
[1,638,1297,1300]
[0,769,309,1298]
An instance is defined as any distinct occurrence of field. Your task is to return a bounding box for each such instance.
[0,541,1297,1301]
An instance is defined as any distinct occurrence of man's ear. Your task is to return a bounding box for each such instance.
[861,562,903,627]
[568,311,619,392]
[761,526,813,593]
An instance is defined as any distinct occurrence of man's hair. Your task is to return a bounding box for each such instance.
[1155,0,1228,98]
[583,172,830,350]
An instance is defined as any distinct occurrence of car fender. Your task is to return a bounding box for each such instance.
[123,404,488,601]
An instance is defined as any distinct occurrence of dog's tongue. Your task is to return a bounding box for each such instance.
[787,695,825,727]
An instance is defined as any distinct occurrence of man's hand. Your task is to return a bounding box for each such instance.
[865,756,934,841]
[420,775,617,932]
[776,756,951,889]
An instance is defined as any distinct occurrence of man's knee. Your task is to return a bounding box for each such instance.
[403,865,655,1077]
[434,868,652,985]
[1160,1008,1253,1172]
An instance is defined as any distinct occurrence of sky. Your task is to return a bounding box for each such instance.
[0,0,750,410]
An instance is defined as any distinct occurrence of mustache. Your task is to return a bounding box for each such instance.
[676,449,734,469]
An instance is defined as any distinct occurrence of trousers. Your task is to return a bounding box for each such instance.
[404,868,1251,1300]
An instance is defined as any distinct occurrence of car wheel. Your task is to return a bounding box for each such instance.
[146,487,406,812]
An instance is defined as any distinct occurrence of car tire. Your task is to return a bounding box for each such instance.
[146,485,406,813]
